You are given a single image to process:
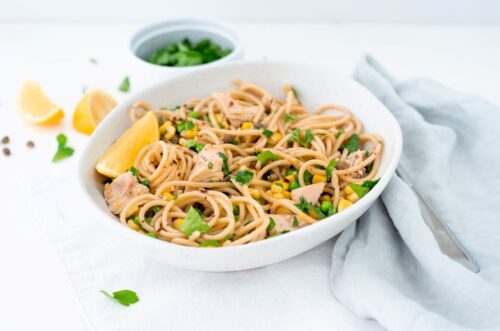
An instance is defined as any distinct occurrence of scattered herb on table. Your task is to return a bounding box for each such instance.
[52,134,74,162]
[89,58,98,65]
[100,289,139,307]
[118,76,130,93]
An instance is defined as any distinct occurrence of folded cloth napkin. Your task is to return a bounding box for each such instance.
[330,55,500,331]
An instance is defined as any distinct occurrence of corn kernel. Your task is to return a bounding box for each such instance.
[214,113,222,122]
[159,121,173,135]
[322,194,331,201]
[271,180,289,193]
[183,127,198,139]
[343,185,354,195]
[138,229,147,234]
[249,188,261,199]
[338,199,353,212]
[347,193,359,203]
[161,191,174,201]
[268,132,283,145]
[298,212,308,221]
[163,125,176,140]
[173,218,184,230]
[285,174,295,182]
[127,219,141,231]
[273,192,285,199]
[266,189,273,196]
[282,190,291,199]
[312,174,327,184]
[276,206,291,214]
[308,209,321,220]
[241,122,253,130]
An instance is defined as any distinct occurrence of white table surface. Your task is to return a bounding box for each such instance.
[0,22,499,331]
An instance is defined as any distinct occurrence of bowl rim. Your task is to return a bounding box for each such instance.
[78,59,402,255]
[129,17,244,70]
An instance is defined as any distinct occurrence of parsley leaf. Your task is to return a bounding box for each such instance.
[285,114,298,122]
[141,178,151,187]
[89,57,98,65]
[257,150,280,164]
[188,111,201,119]
[303,170,313,185]
[335,130,345,138]
[223,234,234,241]
[235,170,254,184]
[129,166,139,177]
[267,217,276,232]
[218,152,230,176]
[185,140,204,152]
[345,134,360,153]
[176,120,195,133]
[200,240,219,247]
[52,134,74,162]
[291,129,313,147]
[293,216,299,227]
[362,178,380,189]
[348,183,369,199]
[295,197,326,219]
[262,129,273,138]
[147,232,157,238]
[325,160,337,182]
[100,289,139,307]
[118,76,130,92]
[180,207,211,236]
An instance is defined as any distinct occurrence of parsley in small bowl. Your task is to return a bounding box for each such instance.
[148,38,232,67]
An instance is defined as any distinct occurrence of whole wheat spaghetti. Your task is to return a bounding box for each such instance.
[101,81,383,247]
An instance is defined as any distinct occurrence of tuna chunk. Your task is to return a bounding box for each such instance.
[291,182,325,204]
[267,214,307,236]
[189,145,225,182]
[104,172,149,215]
[213,92,259,127]
[337,150,367,178]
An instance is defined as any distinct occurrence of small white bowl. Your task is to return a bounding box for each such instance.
[128,18,243,88]
[79,61,402,272]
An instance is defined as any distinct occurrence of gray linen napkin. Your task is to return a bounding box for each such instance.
[330,55,500,331]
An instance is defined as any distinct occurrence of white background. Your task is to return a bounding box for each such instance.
[0,0,499,24]
[1,1,499,331]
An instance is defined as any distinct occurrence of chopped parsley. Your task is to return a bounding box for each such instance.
[267,217,276,232]
[89,57,97,65]
[348,179,379,199]
[291,128,313,147]
[147,232,157,238]
[52,134,75,162]
[176,120,195,133]
[235,170,254,185]
[100,289,139,307]
[188,111,202,119]
[292,216,299,227]
[180,207,211,236]
[151,206,161,214]
[335,130,345,138]
[185,140,205,152]
[118,76,130,92]
[129,166,139,177]
[229,139,241,145]
[223,233,234,241]
[218,152,230,176]
[262,129,273,138]
[325,160,337,182]
[147,38,232,67]
[200,240,219,247]
[303,170,313,185]
[280,230,290,235]
[257,150,280,164]
[141,178,151,187]
[342,134,360,153]
[285,114,298,122]
[295,197,326,219]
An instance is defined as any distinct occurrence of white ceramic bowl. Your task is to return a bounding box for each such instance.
[129,18,243,88]
[79,60,402,272]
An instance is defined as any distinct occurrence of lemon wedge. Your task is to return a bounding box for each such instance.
[18,80,64,125]
[95,111,159,178]
[73,89,117,135]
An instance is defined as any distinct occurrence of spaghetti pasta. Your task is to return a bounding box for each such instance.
[101,81,383,247]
